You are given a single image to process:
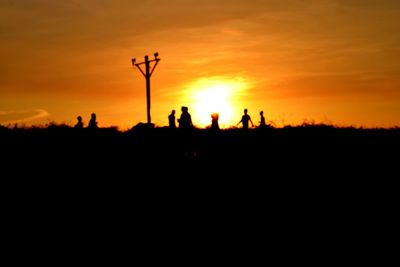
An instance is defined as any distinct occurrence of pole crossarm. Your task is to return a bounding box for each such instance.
[150,60,160,77]
[133,58,160,77]
[134,64,147,78]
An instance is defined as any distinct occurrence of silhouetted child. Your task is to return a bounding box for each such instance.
[178,106,193,129]
[259,111,266,128]
[74,116,84,129]
[237,108,254,130]
[211,113,220,131]
[168,110,176,129]
[88,113,98,129]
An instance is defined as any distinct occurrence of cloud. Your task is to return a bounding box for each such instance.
[0,109,49,125]
[0,0,399,127]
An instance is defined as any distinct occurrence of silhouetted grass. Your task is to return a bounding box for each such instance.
[2,123,398,167]
[2,122,398,216]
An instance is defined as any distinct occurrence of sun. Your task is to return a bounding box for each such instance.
[185,77,249,128]
[194,85,232,127]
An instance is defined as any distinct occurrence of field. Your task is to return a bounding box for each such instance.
[2,123,398,176]
[2,123,398,226]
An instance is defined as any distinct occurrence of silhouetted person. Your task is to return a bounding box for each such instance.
[178,106,193,129]
[74,116,84,129]
[88,113,98,129]
[237,108,254,130]
[211,113,220,131]
[259,111,266,128]
[168,110,176,129]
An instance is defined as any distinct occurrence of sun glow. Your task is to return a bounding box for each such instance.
[185,77,249,128]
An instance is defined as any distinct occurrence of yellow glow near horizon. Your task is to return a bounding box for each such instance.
[2,2,400,128]
[185,77,249,128]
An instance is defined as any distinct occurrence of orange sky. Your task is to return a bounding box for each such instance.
[1,0,399,129]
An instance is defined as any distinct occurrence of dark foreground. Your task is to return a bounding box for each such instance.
[2,124,398,207]
[2,124,398,175]
[2,124,398,248]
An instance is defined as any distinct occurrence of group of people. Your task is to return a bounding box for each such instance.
[168,106,267,130]
[237,109,266,130]
[74,113,98,130]
[75,108,267,130]
[168,106,193,129]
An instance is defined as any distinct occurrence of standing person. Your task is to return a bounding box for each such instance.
[237,108,254,130]
[177,106,194,157]
[259,111,266,128]
[74,116,84,129]
[211,113,220,131]
[178,106,193,129]
[168,110,176,129]
[88,113,98,129]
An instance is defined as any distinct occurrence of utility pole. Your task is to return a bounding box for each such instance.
[131,53,161,125]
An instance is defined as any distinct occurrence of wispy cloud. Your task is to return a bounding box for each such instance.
[0,109,49,125]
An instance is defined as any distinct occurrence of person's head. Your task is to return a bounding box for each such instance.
[172,110,175,115]
[77,116,82,122]
[244,108,248,114]
[181,106,188,112]
[211,113,219,120]
[260,111,263,115]
[91,113,96,120]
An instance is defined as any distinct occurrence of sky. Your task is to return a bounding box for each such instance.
[1,0,399,129]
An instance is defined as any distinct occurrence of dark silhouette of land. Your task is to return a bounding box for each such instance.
[1,122,398,225]
[2,123,398,174]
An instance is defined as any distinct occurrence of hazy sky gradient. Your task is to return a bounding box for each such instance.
[1,0,399,128]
